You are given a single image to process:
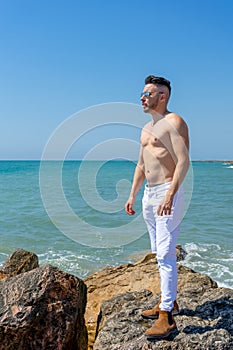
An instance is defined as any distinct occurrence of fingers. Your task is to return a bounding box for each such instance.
[157,204,172,216]
[128,208,136,215]
[125,203,136,215]
[157,193,174,216]
[157,205,162,216]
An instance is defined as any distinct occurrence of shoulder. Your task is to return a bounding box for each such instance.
[165,113,189,149]
[165,112,188,134]
[166,112,187,127]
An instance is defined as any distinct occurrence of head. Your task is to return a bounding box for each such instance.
[141,75,171,114]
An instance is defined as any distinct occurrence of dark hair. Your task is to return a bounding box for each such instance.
[145,75,171,94]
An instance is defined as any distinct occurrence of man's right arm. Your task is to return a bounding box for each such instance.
[125,147,145,215]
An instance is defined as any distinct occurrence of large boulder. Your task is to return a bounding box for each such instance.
[1,248,39,275]
[84,247,217,349]
[93,287,233,350]
[0,264,88,350]
[0,248,39,280]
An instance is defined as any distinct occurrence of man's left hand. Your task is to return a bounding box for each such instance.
[157,193,174,216]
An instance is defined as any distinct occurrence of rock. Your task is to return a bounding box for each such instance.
[84,248,217,350]
[0,264,88,350]
[0,271,11,281]
[128,245,187,264]
[1,248,39,276]
[94,287,233,350]
[175,244,187,261]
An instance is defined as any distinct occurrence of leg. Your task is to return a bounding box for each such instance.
[156,218,180,311]
[156,187,184,311]
[142,189,157,253]
[143,185,183,339]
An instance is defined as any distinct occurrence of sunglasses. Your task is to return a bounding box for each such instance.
[140,91,163,98]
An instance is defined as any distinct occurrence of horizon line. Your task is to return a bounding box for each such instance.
[0,159,232,163]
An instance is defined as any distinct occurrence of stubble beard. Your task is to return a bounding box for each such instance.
[143,99,159,114]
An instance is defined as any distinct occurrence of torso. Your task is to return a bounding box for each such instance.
[140,117,177,185]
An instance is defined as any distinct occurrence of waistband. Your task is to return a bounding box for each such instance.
[145,181,172,188]
[145,181,172,193]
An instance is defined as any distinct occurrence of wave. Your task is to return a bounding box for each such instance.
[180,243,233,289]
[37,249,102,278]
[222,162,233,168]
[1,243,233,290]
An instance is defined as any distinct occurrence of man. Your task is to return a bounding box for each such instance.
[125,75,189,339]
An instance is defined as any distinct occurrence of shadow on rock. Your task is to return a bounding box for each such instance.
[147,328,180,343]
[181,297,233,335]
[94,288,233,350]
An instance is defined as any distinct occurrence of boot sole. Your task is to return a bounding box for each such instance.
[141,309,179,320]
[145,327,177,340]
[141,314,159,320]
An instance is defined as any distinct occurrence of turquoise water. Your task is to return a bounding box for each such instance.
[0,161,232,288]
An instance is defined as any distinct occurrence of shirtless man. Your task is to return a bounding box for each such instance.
[125,75,189,339]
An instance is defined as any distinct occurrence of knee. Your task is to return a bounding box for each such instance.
[156,242,177,263]
[157,252,176,265]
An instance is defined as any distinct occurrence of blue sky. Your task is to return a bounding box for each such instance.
[0,0,233,160]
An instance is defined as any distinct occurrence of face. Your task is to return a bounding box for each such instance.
[140,84,162,113]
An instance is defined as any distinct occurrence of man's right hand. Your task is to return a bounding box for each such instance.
[125,197,136,215]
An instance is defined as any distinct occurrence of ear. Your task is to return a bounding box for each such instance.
[160,92,166,102]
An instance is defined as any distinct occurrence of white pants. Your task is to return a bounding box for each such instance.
[142,182,184,312]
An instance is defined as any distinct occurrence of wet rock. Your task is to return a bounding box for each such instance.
[0,264,88,350]
[94,288,233,350]
[1,248,39,276]
[175,245,187,261]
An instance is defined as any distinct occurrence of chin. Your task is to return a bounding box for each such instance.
[143,107,150,113]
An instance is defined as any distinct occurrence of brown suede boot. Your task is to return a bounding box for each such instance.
[145,310,177,339]
[141,299,179,319]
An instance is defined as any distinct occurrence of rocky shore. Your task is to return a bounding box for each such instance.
[0,248,232,349]
[0,249,87,350]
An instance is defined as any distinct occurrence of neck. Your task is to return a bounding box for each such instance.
[150,107,169,125]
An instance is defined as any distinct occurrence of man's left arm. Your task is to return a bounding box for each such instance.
[157,114,190,216]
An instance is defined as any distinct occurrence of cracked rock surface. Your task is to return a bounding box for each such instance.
[94,288,233,350]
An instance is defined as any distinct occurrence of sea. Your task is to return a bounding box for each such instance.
[0,160,232,289]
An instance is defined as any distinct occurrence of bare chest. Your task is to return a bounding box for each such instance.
[140,125,169,149]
